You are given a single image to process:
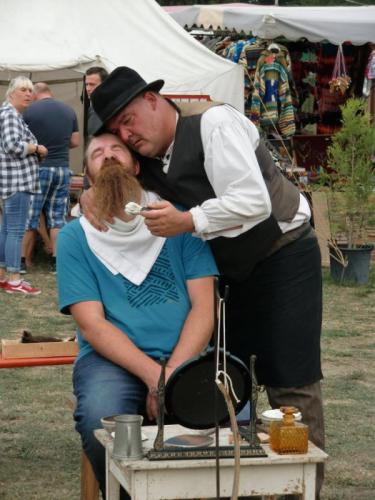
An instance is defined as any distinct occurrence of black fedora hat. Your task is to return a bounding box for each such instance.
[91,66,164,134]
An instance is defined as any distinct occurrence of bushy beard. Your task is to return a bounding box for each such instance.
[93,161,141,221]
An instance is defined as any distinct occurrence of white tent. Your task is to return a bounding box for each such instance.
[0,0,243,171]
[166,4,375,46]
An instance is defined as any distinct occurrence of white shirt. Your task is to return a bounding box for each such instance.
[163,105,310,240]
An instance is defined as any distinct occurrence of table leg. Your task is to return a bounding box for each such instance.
[106,449,120,500]
[107,471,120,500]
[302,463,316,500]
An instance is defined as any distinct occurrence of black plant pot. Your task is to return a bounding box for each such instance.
[329,244,374,285]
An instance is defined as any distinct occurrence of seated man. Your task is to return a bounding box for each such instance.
[56,133,217,497]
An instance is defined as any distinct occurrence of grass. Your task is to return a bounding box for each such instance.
[0,258,79,500]
[317,268,375,500]
[0,255,374,499]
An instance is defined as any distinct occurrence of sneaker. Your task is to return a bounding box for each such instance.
[4,280,41,296]
[0,280,7,290]
[49,258,56,275]
[20,259,27,275]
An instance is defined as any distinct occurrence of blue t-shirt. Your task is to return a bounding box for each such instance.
[23,98,78,167]
[57,219,218,362]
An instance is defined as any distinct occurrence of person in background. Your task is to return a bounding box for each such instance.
[57,133,217,498]
[22,83,79,273]
[86,66,325,498]
[84,66,109,138]
[81,67,109,192]
[0,76,47,295]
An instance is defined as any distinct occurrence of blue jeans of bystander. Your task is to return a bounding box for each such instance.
[0,192,31,273]
[73,350,148,499]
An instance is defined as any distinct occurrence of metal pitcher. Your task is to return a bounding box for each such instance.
[113,414,144,460]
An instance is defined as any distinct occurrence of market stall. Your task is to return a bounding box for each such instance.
[167,4,375,173]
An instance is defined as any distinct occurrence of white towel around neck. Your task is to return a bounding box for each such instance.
[80,191,165,285]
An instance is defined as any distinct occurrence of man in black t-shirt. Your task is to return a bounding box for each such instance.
[23,83,79,272]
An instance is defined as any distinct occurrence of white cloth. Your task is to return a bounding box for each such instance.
[80,191,165,285]
[70,203,81,217]
[158,112,178,173]
[163,105,310,240]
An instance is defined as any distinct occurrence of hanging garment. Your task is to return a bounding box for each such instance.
[222,37,263,118]
[251,55,296,137]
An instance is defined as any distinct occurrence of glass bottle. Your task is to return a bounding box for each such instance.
[269,406,309,454]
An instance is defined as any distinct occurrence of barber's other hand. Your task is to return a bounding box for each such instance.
[142,201,194,237]
[80,188,112,232]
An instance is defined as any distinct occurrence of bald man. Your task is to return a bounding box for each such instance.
[23,82,80,272]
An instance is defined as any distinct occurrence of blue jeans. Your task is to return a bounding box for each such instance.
[73,351,148,499]
[0,192,31,273]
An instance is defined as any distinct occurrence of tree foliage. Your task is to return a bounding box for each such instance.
[327,99,375,247]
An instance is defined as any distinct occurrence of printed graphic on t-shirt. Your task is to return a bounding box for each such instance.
[125,246,179,308]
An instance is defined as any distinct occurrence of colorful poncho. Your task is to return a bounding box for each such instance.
[250,55,296,137]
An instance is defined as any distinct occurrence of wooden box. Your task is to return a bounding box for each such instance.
[1,339,78,359]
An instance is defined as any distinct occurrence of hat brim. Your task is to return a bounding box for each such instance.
[93,79,164,136]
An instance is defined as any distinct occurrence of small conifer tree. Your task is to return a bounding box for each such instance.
[328,98,375,248]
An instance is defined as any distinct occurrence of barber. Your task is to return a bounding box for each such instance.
[83,66,325,498]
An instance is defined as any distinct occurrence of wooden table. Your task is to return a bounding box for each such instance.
[95,424,327,500]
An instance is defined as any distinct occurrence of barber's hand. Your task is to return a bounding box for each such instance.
[37,145,48,160]
[145,365,174,421]
[80,188,112,232]
[142,201,194,237]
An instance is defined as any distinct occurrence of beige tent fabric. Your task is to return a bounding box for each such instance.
[0,0,244,172]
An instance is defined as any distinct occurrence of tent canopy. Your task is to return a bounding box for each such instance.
[165,4,375,46]
[0,0,244,171]
[0,0,243,105]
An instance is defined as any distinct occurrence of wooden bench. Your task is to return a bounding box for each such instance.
[0,355,76,368]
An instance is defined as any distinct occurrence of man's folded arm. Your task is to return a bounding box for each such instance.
[167,276,214,370]
[69,275,214,420]
[70,275,214,384]
[69,300,162,390]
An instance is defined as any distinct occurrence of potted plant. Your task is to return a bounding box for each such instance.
[326,97,375,284]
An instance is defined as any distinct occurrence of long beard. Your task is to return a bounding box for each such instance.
[93,161,141,221]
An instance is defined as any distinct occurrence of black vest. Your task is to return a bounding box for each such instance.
[140,104,303,281]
